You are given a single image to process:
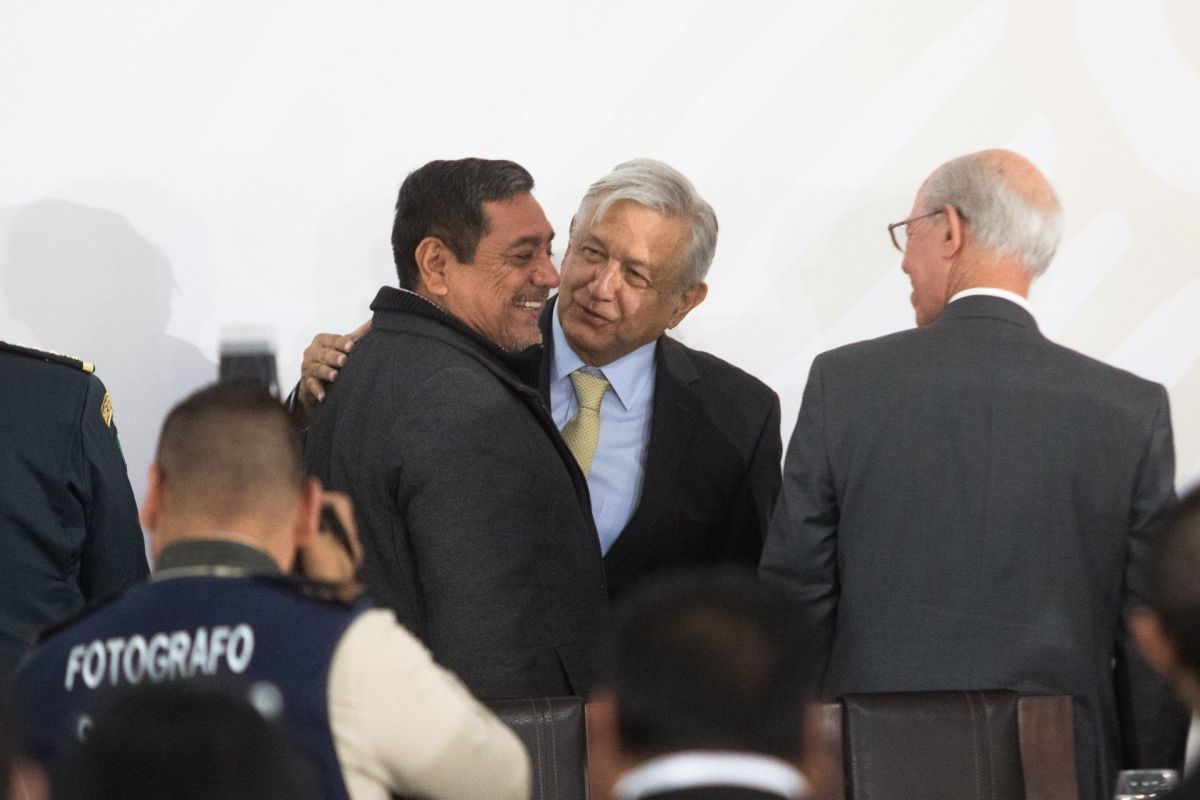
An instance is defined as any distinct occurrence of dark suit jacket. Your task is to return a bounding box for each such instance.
[761,296,1187,800]
[306,288,608,700]
[539,300,782,600]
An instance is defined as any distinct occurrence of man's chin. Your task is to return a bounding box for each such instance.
[508,324,544,350]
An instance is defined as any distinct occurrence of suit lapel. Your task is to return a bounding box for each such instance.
[604,335,701,571]
[537,299,555,408]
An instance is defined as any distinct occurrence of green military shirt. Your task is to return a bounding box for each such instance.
[1,342,148,673]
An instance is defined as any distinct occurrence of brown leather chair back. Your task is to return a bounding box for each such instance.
[843,690,1025,800]
[487,696,589,800]
[805,692,1078,800]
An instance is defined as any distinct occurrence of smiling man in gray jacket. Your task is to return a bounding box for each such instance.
[305,158,608,701]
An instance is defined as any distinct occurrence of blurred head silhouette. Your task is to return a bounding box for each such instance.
[55,681,315,800]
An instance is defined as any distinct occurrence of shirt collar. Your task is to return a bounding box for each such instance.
[152,539,281,581]
[947,287,1035,319]
[614,751,807,800]
[550,303,657,411]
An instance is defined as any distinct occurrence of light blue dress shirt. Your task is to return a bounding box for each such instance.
[550,309,656,555]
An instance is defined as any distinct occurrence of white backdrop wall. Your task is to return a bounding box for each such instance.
[2,0,1198,513]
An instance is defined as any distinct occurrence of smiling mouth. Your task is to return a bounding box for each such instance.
[581,301,613,321]
[514,296,547,311]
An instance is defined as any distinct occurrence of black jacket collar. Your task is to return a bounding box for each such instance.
[371,286,543,387]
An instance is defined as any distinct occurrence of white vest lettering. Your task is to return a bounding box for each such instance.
[62,625,256,690]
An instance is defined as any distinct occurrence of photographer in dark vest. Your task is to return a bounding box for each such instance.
[14,381,528,800]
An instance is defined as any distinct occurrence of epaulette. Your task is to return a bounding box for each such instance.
[0,340,94,373]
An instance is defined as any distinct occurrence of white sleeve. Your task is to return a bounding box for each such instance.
[328,608,530,800]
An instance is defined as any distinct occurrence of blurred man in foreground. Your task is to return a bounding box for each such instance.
[0,688,48,800]
[1133,486,1200,799]
[761,149,1187,800]
[15,381,528,800]
[56,682,316,800]
[588,567,813,800]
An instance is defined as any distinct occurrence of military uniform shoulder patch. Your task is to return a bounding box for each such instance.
[101,392,114,427]
[0,340,95,373]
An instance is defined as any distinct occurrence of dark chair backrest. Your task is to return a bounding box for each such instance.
[487,696,589,800]
[805,692,1078,800]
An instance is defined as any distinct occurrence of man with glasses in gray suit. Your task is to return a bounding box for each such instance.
[762,149,1188,800]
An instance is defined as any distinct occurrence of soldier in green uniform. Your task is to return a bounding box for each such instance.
[0,342,148,674]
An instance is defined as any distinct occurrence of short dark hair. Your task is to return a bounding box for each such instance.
[155,381,303,522]
[56,682,315,800]
[1147,486,1200,673]
[610,567,815,761]
[391,158,535,289]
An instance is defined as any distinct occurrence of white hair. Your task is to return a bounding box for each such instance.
[921,154,1064,275]
[574,158,718,289]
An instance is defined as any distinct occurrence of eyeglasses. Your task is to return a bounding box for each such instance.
[887,209,946,253]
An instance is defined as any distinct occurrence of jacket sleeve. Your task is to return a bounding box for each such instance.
[1114,386,1189,768]
[718,387,782,563]
[759,355,839,692]
[77,374,149,599]
[328,609,530,800]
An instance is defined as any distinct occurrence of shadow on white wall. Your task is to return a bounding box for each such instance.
[0,199,214,511]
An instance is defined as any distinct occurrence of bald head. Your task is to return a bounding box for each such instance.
[974,149,1058,209]
[919,148,1063,274]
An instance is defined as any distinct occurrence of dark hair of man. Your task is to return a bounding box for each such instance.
[1147,486,1200,673]
[154,380,303,522]
[390,158,535,289]
[55,682,315,800]
[610,566,814,761]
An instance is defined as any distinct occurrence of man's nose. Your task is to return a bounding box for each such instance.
[532,252,560,288]
[588,260,619,299]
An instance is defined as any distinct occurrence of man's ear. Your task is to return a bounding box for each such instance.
[942,204,966,257]
[141,464,165,537]
[414,237,453,298]
[667,281,708,329]
[142,464,175,564]
[294,477,323,551]
[1132,609,1181,680]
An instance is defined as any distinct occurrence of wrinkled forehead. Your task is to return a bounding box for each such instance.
[589,200,690,261]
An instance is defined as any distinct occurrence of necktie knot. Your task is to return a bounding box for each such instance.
[562,369,610,477]
[570,369,609,412]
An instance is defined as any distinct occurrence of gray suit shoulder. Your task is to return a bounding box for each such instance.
[1041,335,1165,393]
[811,325,926,371]
[812,319,1168,416]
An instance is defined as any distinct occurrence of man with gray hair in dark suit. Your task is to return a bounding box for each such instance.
[761,149,1188,800]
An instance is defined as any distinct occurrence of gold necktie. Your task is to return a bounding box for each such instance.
[561,369,610,477]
